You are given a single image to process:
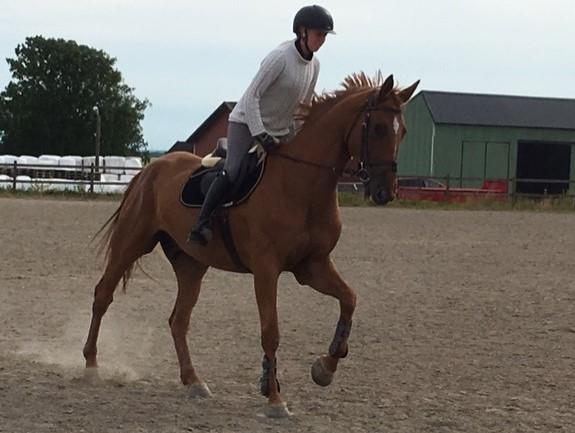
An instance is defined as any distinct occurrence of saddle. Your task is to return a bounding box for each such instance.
[180,138,266,208]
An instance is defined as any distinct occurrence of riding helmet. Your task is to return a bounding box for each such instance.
[293,5,335,34]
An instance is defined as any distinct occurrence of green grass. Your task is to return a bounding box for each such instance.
[338,192,575,212]
[3,188,575,212]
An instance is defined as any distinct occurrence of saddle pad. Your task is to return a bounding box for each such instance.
[180,153,266,208]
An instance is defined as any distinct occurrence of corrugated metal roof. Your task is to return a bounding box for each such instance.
[421,91,575,130]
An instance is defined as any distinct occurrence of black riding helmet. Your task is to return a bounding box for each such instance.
[293,5,335,34]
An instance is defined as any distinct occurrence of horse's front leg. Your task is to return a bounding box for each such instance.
[253,266,290,418]
[293,257,357,386]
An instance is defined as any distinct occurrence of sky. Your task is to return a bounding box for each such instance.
[1,0,574,151]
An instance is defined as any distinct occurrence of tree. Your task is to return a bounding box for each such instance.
[0,36,149,157]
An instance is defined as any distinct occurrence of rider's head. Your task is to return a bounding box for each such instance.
[293,5,334,53]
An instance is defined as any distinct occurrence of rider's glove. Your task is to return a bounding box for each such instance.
[255,133,280,152]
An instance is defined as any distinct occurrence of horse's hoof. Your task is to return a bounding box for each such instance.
[83,367,101,384]
[311,357,334,387]
[188,382,212,398]
[264,402,292,418]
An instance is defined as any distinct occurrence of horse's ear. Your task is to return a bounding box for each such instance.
[398,80,420,104]
[378,74,394,100]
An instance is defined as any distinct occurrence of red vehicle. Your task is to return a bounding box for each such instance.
[396,177,508,203]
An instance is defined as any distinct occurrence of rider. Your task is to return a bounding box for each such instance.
[188,5,334,245]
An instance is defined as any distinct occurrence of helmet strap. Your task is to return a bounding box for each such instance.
[296,30,313,60]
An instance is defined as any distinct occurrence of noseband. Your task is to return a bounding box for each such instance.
[345,92,400,184]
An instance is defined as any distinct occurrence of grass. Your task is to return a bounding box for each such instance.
[3,188,575,212]
[338,192,575,212]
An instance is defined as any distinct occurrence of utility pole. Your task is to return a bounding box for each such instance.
[93,106,101,174]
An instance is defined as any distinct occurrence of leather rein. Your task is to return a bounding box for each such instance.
[271,92,400,184]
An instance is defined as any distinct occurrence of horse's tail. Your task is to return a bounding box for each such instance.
[92,170,143,292]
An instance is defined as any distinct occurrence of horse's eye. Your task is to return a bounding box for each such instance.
[371,123,386,138]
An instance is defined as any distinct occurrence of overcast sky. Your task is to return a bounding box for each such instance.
[1,0,574,151]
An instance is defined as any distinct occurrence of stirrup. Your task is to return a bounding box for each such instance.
[187,223,213,246]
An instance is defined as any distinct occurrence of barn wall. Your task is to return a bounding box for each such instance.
[398,93,435,176]
[191,115,230,157]
[433,125,575,188]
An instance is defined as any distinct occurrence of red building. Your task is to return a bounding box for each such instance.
[169,102,236,156]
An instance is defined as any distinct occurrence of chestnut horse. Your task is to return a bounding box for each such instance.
[83,73,418,417]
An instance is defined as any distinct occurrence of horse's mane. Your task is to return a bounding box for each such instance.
[297,71,396,125]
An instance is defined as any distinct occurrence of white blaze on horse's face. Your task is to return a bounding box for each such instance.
[393,115,401,158]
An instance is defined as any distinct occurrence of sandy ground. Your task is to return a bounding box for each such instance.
[1,197,575,433]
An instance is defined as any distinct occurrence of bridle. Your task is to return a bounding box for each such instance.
[343,91,400,184]
[272,90,401,185]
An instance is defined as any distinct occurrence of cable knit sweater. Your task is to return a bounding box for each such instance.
[229,39,320,137]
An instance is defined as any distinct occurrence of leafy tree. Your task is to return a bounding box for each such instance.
[0,36,149,157]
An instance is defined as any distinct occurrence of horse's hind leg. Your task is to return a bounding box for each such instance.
[161,236,210,397]
[83,232,156,372]
[293,257,357,386]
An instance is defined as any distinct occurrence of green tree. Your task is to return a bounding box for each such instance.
[0,36,149,157]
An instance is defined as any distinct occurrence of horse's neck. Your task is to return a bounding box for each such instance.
[282,100,360,179]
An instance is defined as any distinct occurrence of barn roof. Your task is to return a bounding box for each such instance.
[167,141,194,154]
[421,91,575,130]
[186,101,236,143]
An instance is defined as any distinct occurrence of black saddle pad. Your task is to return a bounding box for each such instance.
[180,152,265,207]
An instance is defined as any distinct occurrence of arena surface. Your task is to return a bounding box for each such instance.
[1,197,574,432]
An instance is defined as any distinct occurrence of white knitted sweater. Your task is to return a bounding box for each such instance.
[229,39,320,137]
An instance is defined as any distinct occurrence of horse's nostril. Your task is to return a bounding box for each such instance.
[375,190,390,205]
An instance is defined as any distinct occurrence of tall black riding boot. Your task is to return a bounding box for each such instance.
[187,171,230,245]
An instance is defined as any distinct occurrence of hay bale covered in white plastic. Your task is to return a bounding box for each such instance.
[104,156,126,174]
[124,157,142,174]
[59,156,82,172]
[17,155,38,166]
[0,174,13,189]
[82,156,104,172]
[0,155,18,165]
[15,175,32,190]
[39,154,61,165]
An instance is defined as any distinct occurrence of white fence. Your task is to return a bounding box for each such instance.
[0,154,143,194]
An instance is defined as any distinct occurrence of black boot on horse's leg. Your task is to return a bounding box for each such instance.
[188,171,230,245]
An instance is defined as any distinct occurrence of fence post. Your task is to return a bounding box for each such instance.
[445,174,450,199]
[89,163,95,194]
[12,160,17,191]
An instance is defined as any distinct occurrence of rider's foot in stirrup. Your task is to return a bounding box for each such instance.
[187,225,213,246]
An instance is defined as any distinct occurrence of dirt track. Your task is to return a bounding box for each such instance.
[1,197,575,432]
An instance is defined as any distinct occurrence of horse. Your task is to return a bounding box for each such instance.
[83,73,419,418]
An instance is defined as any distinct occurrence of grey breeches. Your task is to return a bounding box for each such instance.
[223,121,254,184]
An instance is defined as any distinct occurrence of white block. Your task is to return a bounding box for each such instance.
[104,156,126,174]
[17,155,38,166]
[0,155,18,165]
[82,156,104,172]
[124,157,142,174]
[59,156,80,171]
[15,175,32,190]
[0,174,13,189]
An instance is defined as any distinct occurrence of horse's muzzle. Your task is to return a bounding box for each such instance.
[372,188,394,206]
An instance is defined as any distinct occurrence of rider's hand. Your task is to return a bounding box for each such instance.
[255,133,280,152]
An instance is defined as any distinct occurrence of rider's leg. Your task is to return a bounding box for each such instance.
[187,122,253,245]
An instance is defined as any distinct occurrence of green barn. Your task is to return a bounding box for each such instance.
[400,91,575,194]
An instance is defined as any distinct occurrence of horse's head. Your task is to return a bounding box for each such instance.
[344,75,419,205]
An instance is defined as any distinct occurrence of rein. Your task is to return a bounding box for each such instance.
[271,151,339,174]
[270,91,400,183]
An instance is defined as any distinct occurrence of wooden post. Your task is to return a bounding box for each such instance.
[12,160,17,191]
[89,163,95,194]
